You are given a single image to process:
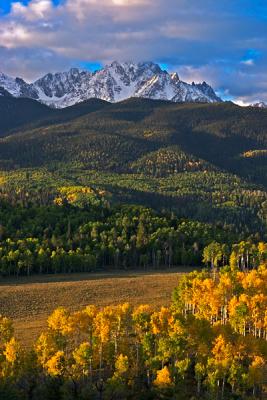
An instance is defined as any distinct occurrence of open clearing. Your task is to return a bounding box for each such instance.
[0,268,190,346]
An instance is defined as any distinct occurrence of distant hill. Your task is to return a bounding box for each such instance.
[0,96,54,136]
[1,98,266,182]
[0,97,266,236]
[250,101,267,109]
[0,96,110,136]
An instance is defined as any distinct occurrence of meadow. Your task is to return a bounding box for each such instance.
[0,269,187,346]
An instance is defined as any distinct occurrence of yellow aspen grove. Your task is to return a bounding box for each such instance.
[94,307,113,379]
[110,303,132,356]
[46,350,65,376]
[195,362,206,395]
[94,308,112,344]
[151,307,171,335]
[115,303,132,336]
[258,242,267,263]
[250,293,267,338]
[69,306,97,347]
[35,332,58,367]
[106,354,130,399]
[153,366,173,387]
[0,262,266,399]
[211,335,233,367]
[195,278,220,322]
[113,354,129,378]
[217,274,234,325]
[248,356,266,397]
[72,342,92,376]
[176,357,190,380]
[207,335,234,398]
[229,251,239,270]
[47,307,72,336]
[3,337,20,365]
[0,316,14,345]
[132,304,152,336]
[229,294,250,336]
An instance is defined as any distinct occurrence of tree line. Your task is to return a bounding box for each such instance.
[0,196,246,276]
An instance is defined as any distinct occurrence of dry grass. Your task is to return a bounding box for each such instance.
[0,268,191,347]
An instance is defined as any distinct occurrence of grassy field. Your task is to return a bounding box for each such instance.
[0,268,190,347]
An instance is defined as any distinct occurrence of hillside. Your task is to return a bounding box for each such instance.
[0,96,54,136]
[0,96,110,136]
[0,97,266,239]
[0,98,266,186]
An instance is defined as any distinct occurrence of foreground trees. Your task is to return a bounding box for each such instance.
[0,265,266,399]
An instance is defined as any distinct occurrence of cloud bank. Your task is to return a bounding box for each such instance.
[0,0,267,103]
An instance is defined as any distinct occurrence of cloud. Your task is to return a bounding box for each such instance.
[241,59,255,66]
[174,60,267,104]
[0,0,266,102]
[0,46,75,80]
[11,0,53,20]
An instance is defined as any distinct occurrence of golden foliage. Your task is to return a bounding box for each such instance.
[46,351,65,376]
[4,338,20,365]
[154,366,173,387]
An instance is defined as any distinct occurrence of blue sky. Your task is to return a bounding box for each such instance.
[0,0,61,13]
[1,0,26,14]
[0,0,267,104]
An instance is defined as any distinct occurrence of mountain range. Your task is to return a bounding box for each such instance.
[0,61,222,108]
[250,101,267,108]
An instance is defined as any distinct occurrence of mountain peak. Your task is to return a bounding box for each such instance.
[0,62,222,108]
[250,101,267,108]
[171,72,180,83]
[0,86,12,97]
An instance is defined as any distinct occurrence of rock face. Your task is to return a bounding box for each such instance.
[0,86,12,97]
[0,61,222,108]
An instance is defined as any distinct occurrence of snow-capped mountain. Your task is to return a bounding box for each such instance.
[0,62,222,108]
[0,86,12,97]
[250,102,267,108]
[0,72,38,98]
[0,72,22,97]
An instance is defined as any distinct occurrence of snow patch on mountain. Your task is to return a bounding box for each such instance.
[0,72,23,97]
[250,102,267,108]
[0,87,12,97]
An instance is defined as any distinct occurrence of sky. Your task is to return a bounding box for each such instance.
[0,0,267,104]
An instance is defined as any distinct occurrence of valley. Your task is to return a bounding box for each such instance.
[0,93,266,399]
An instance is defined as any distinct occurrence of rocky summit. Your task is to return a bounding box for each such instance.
[0,61,221,108]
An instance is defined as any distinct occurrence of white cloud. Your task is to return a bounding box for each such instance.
[241,59,255,66]
[0,23,31,48]
[234,99,251,106]
[11,0,53,20]
[0,0,203,62]
[0,0,266,102]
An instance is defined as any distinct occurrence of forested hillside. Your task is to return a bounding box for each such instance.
[0,97,266,275]
[0,96,110,136]
[1,98,267,174]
